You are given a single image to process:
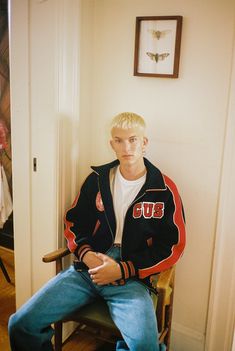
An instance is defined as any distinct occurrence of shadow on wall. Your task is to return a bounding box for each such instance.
[57,115,80,248]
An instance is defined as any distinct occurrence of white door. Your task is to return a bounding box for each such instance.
[9,0,81,307]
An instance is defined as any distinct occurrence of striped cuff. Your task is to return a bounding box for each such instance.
[118,261,136,280]
[77,244,94,262]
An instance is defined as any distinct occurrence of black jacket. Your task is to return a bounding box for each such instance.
[64,158,186,287]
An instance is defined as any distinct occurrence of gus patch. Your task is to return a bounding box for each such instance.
[133,202,164,219]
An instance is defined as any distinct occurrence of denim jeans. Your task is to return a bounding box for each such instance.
[8,247,165,351]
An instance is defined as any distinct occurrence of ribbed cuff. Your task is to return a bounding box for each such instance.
[77,244,94,262]
[118,260,136,280]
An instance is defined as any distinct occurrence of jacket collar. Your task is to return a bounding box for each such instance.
[91,158,166,237]
[91,157,166,191]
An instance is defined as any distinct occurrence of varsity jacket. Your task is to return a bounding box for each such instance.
[64,158,186,288]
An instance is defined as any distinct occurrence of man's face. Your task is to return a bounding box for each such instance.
[110,127,148,167]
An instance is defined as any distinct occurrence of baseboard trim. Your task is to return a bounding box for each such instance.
[171,322,205,351]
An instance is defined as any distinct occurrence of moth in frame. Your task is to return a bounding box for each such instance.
[146,52,170,63]
[134,16,183,78]
[147,29,171,40]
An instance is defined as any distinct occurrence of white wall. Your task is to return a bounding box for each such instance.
[79,1,235,350]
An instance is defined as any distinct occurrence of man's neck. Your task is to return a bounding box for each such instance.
[119,162,146,181]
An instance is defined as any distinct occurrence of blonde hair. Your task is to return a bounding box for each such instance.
[110,112,146,134]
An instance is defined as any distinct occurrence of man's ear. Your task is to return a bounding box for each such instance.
[142,137,148,155]
[143,137,148,147]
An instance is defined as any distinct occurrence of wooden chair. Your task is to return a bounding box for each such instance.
[0,255,11,282]
[43,248,175,351]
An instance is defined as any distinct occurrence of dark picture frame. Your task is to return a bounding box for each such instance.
[134,16,183,78]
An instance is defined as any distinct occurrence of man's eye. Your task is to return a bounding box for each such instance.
[130,137,137,143]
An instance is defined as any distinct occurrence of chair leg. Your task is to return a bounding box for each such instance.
[54,321,63,351]
[166,282,175,350]
[0,256,11,283]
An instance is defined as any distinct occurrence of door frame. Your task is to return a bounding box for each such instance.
[9,0,81,307]
[205,33,235,351]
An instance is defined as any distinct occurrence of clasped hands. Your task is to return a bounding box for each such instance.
[82,251,122,285]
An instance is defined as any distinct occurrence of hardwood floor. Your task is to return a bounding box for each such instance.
[0,246,116,351]
[63,326,116,351]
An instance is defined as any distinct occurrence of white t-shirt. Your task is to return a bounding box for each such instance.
[113,166,146,244]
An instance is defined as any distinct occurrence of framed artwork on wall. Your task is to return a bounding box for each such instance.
[134,16,183,78]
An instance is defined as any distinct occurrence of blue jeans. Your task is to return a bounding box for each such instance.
[8,247,165,351]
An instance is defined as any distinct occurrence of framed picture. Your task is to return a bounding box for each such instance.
[134,16,183,78]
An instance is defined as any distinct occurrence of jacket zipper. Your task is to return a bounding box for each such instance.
[97,179,115,251]
[98,177,147,259]
[119,191,146,259]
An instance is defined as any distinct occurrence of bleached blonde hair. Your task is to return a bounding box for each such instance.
[110,112,146,134]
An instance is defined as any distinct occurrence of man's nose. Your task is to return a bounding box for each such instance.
[122,141,131,152]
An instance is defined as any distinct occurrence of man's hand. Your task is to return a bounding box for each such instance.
[82,251,103,269]
[88,253,122,285]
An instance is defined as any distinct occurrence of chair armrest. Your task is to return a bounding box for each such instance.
[149,266,174,291]
[157,266,175,291]
[42,247,71,274]
[42,248,70,263]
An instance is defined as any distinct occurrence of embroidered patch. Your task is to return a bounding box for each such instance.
[96,191,104,212]
[133,202,164,219]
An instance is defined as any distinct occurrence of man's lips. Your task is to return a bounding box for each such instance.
[122,155,133,158]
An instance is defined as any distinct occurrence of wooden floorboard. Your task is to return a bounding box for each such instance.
[63,327,116,351]
[0,246,116,351]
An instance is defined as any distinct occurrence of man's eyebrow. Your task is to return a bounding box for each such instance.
[113,135,138,140]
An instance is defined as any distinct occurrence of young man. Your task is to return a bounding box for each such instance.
[9,112,186,351]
